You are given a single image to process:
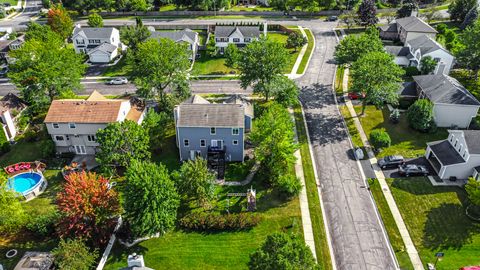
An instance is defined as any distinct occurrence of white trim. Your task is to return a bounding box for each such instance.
[232,140,238,145]
[200,139,206,147]
[210,127,216,135]
[183,139,190,147]
[232,127,239,135]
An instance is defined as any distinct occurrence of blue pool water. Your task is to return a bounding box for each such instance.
[8,172,42,194]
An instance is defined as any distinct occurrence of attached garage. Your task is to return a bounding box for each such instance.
[88,43,118,64]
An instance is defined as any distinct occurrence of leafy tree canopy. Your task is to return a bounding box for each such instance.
[47,4,73,40]
[120,17,151,51]
[52,239,98,270]
[420,56,438,74]
[224,43,240,69]
[407,99,434,132]
[0,179,26,234]
[334,28,384,66]
[357,0,379,26]
[456,19,480,79]
[466,177,480,206]
[286,31,307,52]
[448,0,477,22]
[87,12,104,27]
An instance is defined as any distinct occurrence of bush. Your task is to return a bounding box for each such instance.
[407,99,434,132]
[403,66,420,76]
[369,128,391,150]
[179,212,260,231]
[277,174,302,197]
[26,211,60,237]
[41,139,56,158]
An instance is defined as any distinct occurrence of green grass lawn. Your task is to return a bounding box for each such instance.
[369,179,414,270]
[102,56,132,77]
[192,51,237,76]
[224,159,255,181]
[334,66,345,96]
[297,28,315,74]
[353,105,448,158]
[268,31,300,74]
[0,0,18,6]
[293,105,333,270]
[228,5,274,11]
[388,177,480,269]
[339,105,364,148]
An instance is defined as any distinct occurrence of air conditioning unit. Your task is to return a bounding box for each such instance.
[127,253,145,267]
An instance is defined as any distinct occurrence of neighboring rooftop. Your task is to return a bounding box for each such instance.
[223,94,254,117]
[413,74,480,106]
[150,29,197,44]
[385,46,412,57]
[398,82,417,97]
[395,16,437,33]
[407,35,446,55]
[73,25,116,38]
[428,140,465,165]
[214,26,261,38]
[0,93,27,113]
[176,104,245,128]
[380,23,398,33]
[461,130,480,154]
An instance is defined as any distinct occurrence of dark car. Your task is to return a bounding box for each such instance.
[378,155,405,169]
[327,16,338,21]
[398,164,429,176]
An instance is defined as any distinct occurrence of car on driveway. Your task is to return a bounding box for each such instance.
[107,77,128,85]
[398,164,429,176]
[378,155,405,169]
[347,92,365,100]
[327,16,338,21]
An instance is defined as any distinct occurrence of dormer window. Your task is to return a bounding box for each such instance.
[69,123,76,129]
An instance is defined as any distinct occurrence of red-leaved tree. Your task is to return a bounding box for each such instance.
[56,171,120,246]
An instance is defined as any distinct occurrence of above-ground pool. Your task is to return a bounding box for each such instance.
[7,172,47,201]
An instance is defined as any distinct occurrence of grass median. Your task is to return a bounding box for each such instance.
[297,28,315,75]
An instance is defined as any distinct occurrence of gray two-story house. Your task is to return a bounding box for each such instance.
[174,95,252,162]
[44,91,145,155]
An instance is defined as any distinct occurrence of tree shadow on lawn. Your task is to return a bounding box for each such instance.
[422,202,480,251]
[106,243,149,266]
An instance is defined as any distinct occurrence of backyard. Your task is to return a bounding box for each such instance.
[387,177,480,269]
[353,105,448,158]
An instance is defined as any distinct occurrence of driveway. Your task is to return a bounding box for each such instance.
[381,157,437,178]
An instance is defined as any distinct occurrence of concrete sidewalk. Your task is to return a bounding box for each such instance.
[342,68,425,270]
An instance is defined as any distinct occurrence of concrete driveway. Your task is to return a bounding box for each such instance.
[381,157,437,178]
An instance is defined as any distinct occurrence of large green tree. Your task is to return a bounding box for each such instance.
[269,76,299,107]
[466,177,480,206]
[173,158,216,208]
[456,20,480,79]
[87,12,104,27]
[350,51,404,113]
[407,99,434,132]
[96,120,151,168]
[420,56,438,75]
[129,38,191,103]
[357,0,378,27]
[120,17,151,51]
[448,0,477,22]
[47,4,73,40]
[141,109,171,151]
[124,159,180,237]
[0,180,26,234]
[52,239,98,270]
[237,38,289,101]
[286,31,307,52]
[224,43,240,69]
[249,232,319,270]
[8,28,86,114]
[334,28,383,67]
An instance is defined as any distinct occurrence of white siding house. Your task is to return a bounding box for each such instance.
[72,25,124,63]
[149,29,199,60]
[426,130,480,180]
[379,16,437,44]
[214,26,262,53]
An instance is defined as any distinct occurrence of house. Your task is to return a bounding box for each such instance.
[174,95,252,162]
[223,94,254,131]
[72,25,124,63]
[380,16,437,44]
[0,93,27,141]
[149,29,199,60]
[385,35,455,75]
[0,34,24,60]
[399,74,480,128]
[44,91,146,155]
[214,26,263,53]
[426,130,480,180]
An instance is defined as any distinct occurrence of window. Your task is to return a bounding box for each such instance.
[69,123,76,129]
[459,145,462,152]
[200,139,206,147]
[232,128,239,135]
[76,39,85,45]
[233,38,240,43]
[55,135,64,141]
[210,127,216,135]
[66,135,69,140]
[245,38,251,42]
[87,135,96,142]
[52,123,59,129]
[434,58,440,62]
[184,139,189,147]
[454,140,458,147]
[233,140,238,145]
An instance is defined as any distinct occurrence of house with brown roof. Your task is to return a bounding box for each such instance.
[0,93,27,141]
[44,91,146,155]
[174,95,252,163]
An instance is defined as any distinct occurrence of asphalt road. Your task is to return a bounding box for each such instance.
[0,0,42,30]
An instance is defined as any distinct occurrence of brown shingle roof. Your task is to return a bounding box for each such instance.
[44,100,124,123]
[176,104,244,128]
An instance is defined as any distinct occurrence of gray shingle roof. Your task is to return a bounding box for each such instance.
[73,27,116,39]
[413,74,480,106]
[398,82,417,97]
[407,35,447,55]
[380,23,398,33]
[395,16,437,33]
[385,46,411,57]
[462,130,480,154]
[88,43,117,54]
[150,29,197,44]
[176,104,245,128]
[428,140,465,165]
[223,95,254,117]
[214,26,261,39]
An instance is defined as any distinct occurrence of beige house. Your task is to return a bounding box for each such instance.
[44,91,146,155]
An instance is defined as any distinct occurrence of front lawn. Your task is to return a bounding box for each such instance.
[192,51,237,76]
[353,105,448,158]
[268,31,301,74]
[102,56,131,78]
[388,177,480,269]
[339,105,364,148]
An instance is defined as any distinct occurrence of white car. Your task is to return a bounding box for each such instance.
[108,77,128,85]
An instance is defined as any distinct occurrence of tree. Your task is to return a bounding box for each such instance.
[56,172,120,245]
[406,99,434,132]
[96,120,151,168]
[340,10,358,29]
[357,0,378,27]
[206,35,217,57]
[0,181,26,234]
[466,177,480,206]
[286,32,307,52]
[456,20,480,79]
[173,158,216,208]
[270,76,299,106]
[396,0,418,18]
[420,56,437,74]
[142,109,171,150]
[334,29,384,67]
[124,159,180,237]
[461,7,479,30]
[120,17,151,51]
[130,0,149,11]
[237,38,289,101]
[8,28,86,114]
[224,43,240,69]
[130,38,190,104]
[350,51,404,113]
[251,103,301,197]
[47,4,73,40]
[448,0,477,22]
[248,232,318,270]
[25,22,60,42]
[52,239,98,270]
[369,128,391,149]
[87,12,104,27]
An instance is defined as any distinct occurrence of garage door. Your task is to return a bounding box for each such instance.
[89,53,110,63]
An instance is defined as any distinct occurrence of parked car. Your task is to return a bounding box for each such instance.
[107,77,128,85]
[347,92,365,100]
[378,155,405,169]
[327,16,338,21]
[398,164,429,176]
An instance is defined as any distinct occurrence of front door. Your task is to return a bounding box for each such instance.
[74,145,86,155]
